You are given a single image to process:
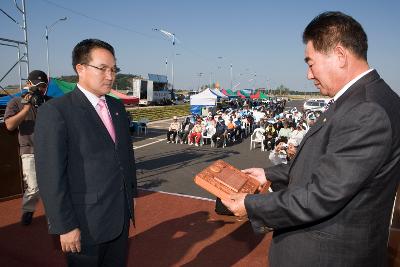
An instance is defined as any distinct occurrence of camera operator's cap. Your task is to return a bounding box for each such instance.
[28,70,48,86]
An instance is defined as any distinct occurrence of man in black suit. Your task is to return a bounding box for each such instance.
[222,11,400,266]
[35,39,137,266]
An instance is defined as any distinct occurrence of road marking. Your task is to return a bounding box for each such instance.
[139,188,215,201]
[133,138,165,149]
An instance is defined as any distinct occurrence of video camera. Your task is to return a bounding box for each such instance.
[21,86,45,108]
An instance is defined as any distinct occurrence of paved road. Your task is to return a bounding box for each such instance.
[132,100,304,199]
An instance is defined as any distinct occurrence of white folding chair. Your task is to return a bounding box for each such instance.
[250,128,266,151]
[201,125,216,146]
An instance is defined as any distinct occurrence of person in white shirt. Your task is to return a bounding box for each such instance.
[167,116,181,143]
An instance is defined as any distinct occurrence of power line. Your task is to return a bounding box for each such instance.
[38,0,241,89]
[40,0,157,40]
[39,1,212,65]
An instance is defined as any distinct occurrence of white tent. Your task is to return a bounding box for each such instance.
[190,88,218,106]
[190,88,218,114]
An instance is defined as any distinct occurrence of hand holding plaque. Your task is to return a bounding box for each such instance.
[194,160,270,200]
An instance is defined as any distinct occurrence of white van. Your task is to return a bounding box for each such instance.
[303,100,328,113]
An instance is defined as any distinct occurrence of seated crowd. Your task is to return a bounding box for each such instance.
[165,99,322,165]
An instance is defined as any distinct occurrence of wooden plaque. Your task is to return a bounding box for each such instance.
[194,160,269,200]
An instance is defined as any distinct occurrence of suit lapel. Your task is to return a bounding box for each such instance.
[71,88,116,146]
[288,106,335,173]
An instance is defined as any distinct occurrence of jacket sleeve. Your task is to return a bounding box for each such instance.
[264,163,291,192]
[118,104,138,198]
[245,102,392,232]
[34,102,79,234]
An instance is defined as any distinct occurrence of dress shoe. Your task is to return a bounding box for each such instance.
[21,211,33,226]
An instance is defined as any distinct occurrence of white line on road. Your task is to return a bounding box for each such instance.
[133,138,165,150]
[139,188,215,202]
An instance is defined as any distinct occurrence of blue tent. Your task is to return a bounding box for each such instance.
[0,90,27,106]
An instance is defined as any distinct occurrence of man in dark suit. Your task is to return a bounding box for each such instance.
[34,39,137,266]
[222,11,400,266]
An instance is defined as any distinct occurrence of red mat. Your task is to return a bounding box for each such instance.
[0,190,271,267]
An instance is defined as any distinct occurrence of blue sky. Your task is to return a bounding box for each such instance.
[1,0,399,94]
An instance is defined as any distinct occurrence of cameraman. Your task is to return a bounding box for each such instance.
[4,70,50,226]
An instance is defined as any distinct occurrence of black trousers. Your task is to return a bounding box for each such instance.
[167,130,178,141]
[66,205,130,267]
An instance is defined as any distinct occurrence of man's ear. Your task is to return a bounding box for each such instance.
[75,64,85,76]
[334,44,347,68]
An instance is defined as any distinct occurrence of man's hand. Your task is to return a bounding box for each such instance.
[20,93,32,106]
[60,228,81,253]
[242,168,267,190]
[221,193,248,217]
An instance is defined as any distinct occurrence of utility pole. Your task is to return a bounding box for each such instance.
[153,28,178,100]
[230,64,233,90]
[45,17,67,78]
[165,57,168,77]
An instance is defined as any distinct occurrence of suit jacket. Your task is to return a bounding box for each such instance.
[34,87,137,245]
[245,70,400,266]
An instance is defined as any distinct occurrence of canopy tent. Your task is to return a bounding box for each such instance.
[236,90,246,99]
[250,91,260,99]
[190,88,219,114]
[107,90,139,105]
[0,78,139,106]
[0,90,27,106]
[210,89,228,99]
[226,89,235,95]
[259,91,270,99]
[240,90,250,98]
[221,88,237,98]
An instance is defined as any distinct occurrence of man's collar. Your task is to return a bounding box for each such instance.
[333,69,374,101]
[77,83,105,108]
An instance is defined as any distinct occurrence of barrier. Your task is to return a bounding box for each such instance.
[0,123,23,201]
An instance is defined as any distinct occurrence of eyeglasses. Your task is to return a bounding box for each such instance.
[84,64,119,75]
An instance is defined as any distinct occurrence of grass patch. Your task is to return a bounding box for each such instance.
[126,104,190,122]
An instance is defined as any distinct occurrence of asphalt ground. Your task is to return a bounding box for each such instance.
[132,100,304,199]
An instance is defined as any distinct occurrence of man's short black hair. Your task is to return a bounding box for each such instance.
[303,11,368,60]
[72,39,115,73]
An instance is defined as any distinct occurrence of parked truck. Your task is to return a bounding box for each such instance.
[131,74,171,105]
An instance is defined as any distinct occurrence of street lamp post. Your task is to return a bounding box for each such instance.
[217,56,223,88]
[230,64,233,90]
[165,57,168,77]
[45,16,67,78]
[171,53,180,96]
[197,72,204,91]
[152,28,178,99]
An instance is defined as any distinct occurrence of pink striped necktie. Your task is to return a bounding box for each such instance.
[97,99,116,142]
[325,99,335,110]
